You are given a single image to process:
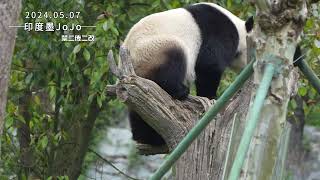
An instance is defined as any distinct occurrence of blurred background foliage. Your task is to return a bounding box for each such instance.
[0,0,319,179]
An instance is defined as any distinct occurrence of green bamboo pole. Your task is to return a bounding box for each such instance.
[150,60,254,180]
[274,122,291,180]
[296,59,320,93]
[228,63,275,180]
[222,113,239,180]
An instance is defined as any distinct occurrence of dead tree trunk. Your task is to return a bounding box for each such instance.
[174,81,253,180]
[0,0,22,152]
[107,48,253,180]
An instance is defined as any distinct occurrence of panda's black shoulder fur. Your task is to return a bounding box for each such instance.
[184,4,240,98]
[184,4,239,68]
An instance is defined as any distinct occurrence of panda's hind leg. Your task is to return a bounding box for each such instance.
[129,110,166,145]
[128,40,189,146]
[149,47,189,100]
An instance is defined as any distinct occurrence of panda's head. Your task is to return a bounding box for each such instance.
[231,16,254,71]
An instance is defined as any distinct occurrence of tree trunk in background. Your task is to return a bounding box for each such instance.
[48,96,101,179]
[0,0,22,152]
[17,90,34,178]
[286,95,306,179]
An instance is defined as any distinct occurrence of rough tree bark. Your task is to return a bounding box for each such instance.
[224,0,307,179]
[0,0,22,153]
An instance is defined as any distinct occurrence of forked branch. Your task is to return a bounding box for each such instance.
[106,47,213,154]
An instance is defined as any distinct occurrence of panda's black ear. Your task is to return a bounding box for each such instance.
[245,16,254,32]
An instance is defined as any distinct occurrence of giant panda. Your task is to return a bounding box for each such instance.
[122,3,254,146]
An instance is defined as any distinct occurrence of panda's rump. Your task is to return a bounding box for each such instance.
[126,36,189,99]
[128,36,185,76]
[123,8,201,82]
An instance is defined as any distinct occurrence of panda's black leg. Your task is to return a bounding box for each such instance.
[128,48,188,146]
[129,110,166,145]
[195,68,223,99]
[150,48,189,100]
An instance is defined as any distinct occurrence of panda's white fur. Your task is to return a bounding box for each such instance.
[122,3,253,146]
[123,8,201,83]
